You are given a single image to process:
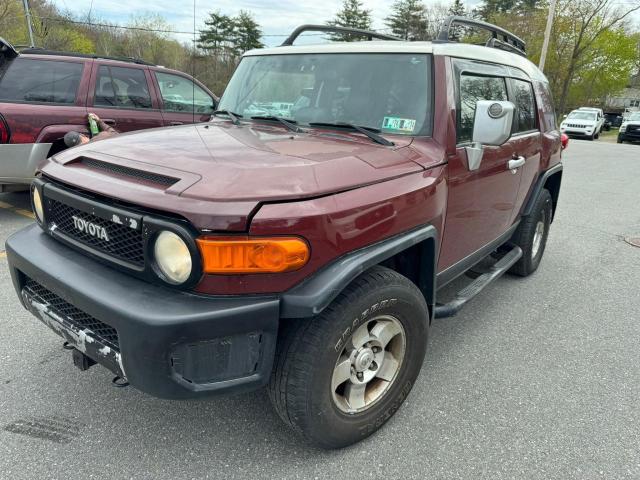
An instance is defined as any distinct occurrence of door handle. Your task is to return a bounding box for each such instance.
[170,121,184,126]
[508,156,526,171]
[102,119,116,126]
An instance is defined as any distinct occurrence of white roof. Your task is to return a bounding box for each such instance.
[245,41,547,82]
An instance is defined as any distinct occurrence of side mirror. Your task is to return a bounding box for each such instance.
[563,114,567,118]
[465,100,515,171]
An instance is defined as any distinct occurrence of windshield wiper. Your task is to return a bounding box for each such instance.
[213,109,242,125]
[251,115,306,133]
[308,122,394,146]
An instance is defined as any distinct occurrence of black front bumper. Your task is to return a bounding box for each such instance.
[6,225,279,399]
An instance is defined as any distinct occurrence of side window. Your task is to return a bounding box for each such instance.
[512,78,537,133]
[458,74,508,143]
[533,81,557,132]
[154,72,215,114]
[0,58,83,104]
[95,65,152,109]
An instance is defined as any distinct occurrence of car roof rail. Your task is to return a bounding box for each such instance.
[435,16,526,57]
[281,24,401,46]
[19,47,156,66]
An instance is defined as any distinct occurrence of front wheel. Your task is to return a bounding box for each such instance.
[268,266,429,449]
[509,188,553,276]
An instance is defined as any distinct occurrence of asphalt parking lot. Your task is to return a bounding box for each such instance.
[1,140,639,479]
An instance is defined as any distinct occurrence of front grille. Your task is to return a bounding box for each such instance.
[23,278,119,350]
[566,123,589,128]
[81,158,178,187]
[48,198,145,267]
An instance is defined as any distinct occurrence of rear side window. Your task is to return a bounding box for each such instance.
[0,58,83,104]
[533,81,557,132]
[154,72,215,114]
[458,74,508,143]
[95,66,152,109]
[512,79,536,133]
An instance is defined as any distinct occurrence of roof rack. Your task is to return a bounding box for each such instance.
[281,24,400,47]
[435,16,526,57]
[19,48,155,66]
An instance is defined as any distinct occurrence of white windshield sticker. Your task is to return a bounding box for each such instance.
[382,116,416,133]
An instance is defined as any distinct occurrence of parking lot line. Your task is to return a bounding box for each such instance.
[0,200,35,219]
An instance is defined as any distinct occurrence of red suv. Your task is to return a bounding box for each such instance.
[0,38,218,189]
[6,19,564,449]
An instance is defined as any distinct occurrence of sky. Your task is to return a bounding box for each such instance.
[50,0,481,47]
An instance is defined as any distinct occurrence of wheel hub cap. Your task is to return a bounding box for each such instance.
[354,348,375,371]
[331,314,406,414]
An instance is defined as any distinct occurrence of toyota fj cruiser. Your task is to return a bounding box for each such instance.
[6,17,564,449]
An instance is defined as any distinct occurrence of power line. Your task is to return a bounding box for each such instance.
[5,15,391,39]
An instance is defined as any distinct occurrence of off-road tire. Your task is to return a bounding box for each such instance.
[617,136,623,144]
[268,266,429,449]
[509,188,552,276]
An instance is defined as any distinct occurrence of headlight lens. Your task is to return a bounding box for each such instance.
[154,231,192,284]
[32,186,44,223]
[620,124,627,132]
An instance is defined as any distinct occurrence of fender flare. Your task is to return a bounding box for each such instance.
[280,224,438,319]
[522,163,563,219]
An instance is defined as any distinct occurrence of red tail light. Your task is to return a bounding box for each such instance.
[0,114,10,143]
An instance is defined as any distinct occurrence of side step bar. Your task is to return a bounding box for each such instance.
[434,246,523,319]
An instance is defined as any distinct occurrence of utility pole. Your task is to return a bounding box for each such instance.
[22,0,36,48]
[538,0,557,72]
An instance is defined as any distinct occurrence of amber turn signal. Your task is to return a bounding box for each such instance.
[196,236,310,274]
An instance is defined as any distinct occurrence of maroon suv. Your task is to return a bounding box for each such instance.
[6,19,564,449]
[0,37,218,189]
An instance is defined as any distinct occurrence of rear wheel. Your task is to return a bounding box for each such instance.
[509,188,553,276]
[268,266,429,449]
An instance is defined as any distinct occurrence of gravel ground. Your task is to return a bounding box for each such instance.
[0,139,639,479]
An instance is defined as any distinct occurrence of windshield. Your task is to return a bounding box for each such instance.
[567,111,596,121]
[218,53,432,136]
[627,112,640,121]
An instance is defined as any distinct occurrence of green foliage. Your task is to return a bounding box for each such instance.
[486,0,640,113]
[198,10,263,59]
[385,0,428,40]
[233,11,264,54]
[327,0,373,41]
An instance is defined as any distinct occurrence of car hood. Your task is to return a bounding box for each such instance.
[44,122,425,231]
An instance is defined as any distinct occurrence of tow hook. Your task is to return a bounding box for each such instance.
[112,376,129,388]
[71,348,96,371]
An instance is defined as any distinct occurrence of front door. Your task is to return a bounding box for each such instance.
[437,67,523,276]
[151,71,216,126]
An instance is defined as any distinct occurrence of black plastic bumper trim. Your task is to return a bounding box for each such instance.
[6,224,279,399]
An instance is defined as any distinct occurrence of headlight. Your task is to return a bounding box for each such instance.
[154,231,192,284]
[620,124,627,132]
[31,186,44,223]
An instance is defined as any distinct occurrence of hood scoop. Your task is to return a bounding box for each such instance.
[80,158,179,188]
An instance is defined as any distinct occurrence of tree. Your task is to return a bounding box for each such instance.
[423,2,451,40]
[448,0,466,40]
[197,11,235,58]
[327,0,372,41]
[232,10,264,55]
[476,0,540,19]
[385,0,428,40]
[449,0,465,16]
